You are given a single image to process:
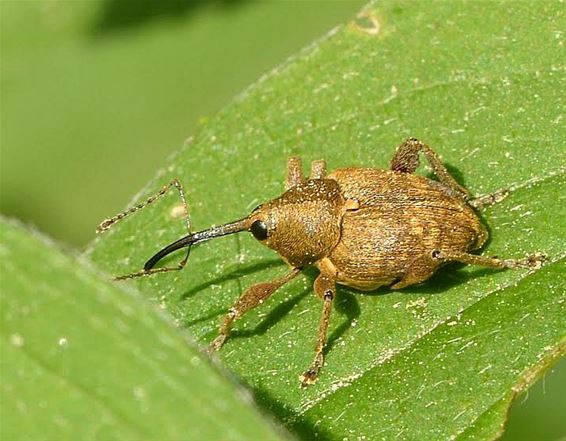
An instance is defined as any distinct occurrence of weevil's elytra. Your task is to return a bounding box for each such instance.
[98,137,544,387]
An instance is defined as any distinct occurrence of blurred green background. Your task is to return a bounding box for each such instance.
[1,0,365,246]
[1,1,563,439]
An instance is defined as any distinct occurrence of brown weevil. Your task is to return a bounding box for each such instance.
[98,138,544,386]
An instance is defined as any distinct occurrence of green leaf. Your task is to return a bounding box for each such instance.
[0,219,288,441]
[88,1,566,439]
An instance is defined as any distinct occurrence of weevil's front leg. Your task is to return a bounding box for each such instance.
[208,268,301,352]
[390,138,470,200]
[286,157,304,189]
[300,268,336,387]
[97,178,190,234]
[310,160,327,179]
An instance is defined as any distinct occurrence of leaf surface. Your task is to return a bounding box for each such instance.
[88,1,566,439]
[0,219,287,441]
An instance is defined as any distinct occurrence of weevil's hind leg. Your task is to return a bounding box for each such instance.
[390,138,470,200]
[392,249,546,290]
[207,268,301,352]
[300,269,336,387]
[97,178,191,234]
[431,250,546,270]
[286,157,304,189]
[310,160,327,179]
[469,188,510,210]
[97,178,193,280]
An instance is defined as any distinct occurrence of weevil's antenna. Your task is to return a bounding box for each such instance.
[143,218,250,271]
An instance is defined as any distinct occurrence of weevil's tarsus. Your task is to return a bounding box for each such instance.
[207,267,301,353]
[431,249,546,270]
[469,188,510,210]
[300,266,336,387]
[391,137,470,200]
[114,251,190,280]
[97,178,191,234]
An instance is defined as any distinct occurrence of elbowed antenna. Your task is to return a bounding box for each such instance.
[143,218,250,271]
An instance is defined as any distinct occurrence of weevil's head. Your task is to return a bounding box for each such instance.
[246,179,345,267]
[143,178,346,271]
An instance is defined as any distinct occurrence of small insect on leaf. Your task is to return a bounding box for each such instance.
[98,138,545,387]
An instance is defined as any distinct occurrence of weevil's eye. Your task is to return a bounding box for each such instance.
[250,220,269,241]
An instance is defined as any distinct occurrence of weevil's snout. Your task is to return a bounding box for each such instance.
[143,217,252,271]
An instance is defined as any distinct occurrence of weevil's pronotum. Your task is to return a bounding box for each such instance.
[98,138,544,386]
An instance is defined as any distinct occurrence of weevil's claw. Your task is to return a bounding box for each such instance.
[96,219,114,234]
[207,335,227,355]
[523,252,546,269]
[300,351,324,386]
[299,368,320,387]
[503,252,546,270]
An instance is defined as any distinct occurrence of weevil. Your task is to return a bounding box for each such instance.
[98,138,544,386]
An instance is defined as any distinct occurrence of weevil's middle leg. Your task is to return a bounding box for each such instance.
[300,269,336,387]
[391,138,470,200]
[207,268,301,352]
